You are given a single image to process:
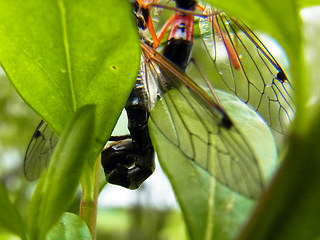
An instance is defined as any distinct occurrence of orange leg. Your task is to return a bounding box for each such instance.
[139,0,176,49]
[154,14,175,48]
[137,0,160,46]
[146,14,161,47]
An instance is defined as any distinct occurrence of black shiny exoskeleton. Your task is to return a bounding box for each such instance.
[101,73,155,189]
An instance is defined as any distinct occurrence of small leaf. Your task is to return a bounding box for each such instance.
[149,89,277,240]
[28,105,95,240]
[0,182,27,240]
[47,213,91,240]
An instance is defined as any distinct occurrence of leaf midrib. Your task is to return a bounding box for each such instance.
[58,0,77,112]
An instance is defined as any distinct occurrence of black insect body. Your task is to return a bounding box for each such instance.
[101,73,155,190]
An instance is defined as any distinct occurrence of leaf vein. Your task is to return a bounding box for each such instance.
[58,0,76,111]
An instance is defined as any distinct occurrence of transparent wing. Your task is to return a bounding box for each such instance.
[199,5,294,134]
[24,120,58,181]
[142,42,265,199]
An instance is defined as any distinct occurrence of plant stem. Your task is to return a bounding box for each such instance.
[80,157,101,240]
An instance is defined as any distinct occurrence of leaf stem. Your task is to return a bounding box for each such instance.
[80,156,101,240]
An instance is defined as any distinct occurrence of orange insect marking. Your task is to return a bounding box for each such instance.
[197,3,205,12]
[137,0,143,5]
[199,3,241,70]
[212,17,241,70]
[167,13,194,42]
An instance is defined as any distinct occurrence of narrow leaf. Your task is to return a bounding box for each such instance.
[28,105,95,240]
[0,182,27,240]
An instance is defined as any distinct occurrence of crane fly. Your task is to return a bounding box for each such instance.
[24,0,294,199]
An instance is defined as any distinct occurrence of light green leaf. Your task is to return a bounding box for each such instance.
[0,182,27,240]
[149,89,277,240]
[0,0,140,160]
[47,213,91,240]
[217,91,277,183]
[299,0,320,7]
[28,105,95,240]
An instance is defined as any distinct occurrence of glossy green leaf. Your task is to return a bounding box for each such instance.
[149,89,277,240]
[0,0,140,160]
[47,213,91,240]
[28,105,95,240]
[0,182,27,240]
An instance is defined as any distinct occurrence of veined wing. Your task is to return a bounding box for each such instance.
[142,41,266,199]
[24,120,58,181]
[199,5,294,134]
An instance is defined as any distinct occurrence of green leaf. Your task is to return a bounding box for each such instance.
[237,110,320,240]
[217,91,277,183]
[0,0,140,159]
[298,0,320,7]
[28,105,95,240]
[47,213,91,240]
[0,182,27,240]
[149,89,277,240]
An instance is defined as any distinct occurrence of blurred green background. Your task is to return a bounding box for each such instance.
[1,5,320,240]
